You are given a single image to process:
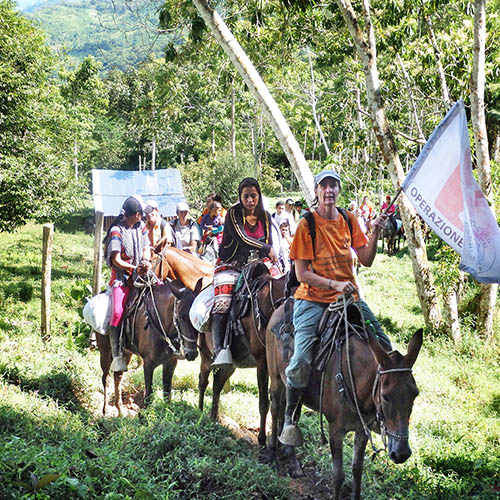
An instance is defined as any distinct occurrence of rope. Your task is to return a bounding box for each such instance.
[242,265,267,348]
[133,270,179,355]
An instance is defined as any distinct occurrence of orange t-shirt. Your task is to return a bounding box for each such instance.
[289,210,368,303]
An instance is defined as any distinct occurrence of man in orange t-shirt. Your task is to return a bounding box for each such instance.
[278,169,392,448]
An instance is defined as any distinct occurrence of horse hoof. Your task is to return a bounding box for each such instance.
[278,424,303,447]
[288,461,305,478]
[259,447,275,465]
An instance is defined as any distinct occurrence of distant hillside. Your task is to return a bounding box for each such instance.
[22,0,170,71]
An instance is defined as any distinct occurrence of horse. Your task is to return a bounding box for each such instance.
[152,246,214,292]
[265,298,423,499]
[197,265,287,447]
[96,276,199,416]
[381,215,403,255]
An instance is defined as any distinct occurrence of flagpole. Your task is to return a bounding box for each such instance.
[383,187,403,215]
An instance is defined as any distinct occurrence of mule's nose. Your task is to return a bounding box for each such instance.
[185,350,198,361]
[389,444,412,464]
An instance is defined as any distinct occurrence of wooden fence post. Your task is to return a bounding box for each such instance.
[92,211,104,296]
[41,223,54,341]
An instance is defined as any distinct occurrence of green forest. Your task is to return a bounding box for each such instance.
[1,0,500,498]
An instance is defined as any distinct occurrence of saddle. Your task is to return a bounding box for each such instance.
[224,260,271,366]
[271,298,368,371]
[120,282,180,355]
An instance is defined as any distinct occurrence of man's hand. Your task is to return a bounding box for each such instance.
[268,247,279,264]
[372,213,388,233]
[332,280,358,294]
[138,259,152,276]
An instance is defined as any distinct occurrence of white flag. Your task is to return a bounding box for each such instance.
[402,100,500,283]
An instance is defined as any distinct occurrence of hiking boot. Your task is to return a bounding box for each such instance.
[109,325,128,373]
[279,386,304,446]
[211,313,233,368]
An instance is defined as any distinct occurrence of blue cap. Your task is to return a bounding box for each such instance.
[314,169,341,188]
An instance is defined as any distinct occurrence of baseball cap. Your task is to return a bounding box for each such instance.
[386,195,391,201]
[314,169,341,188]
[144,199,158,214]
[121,196,144,216]
[176,201,189,212]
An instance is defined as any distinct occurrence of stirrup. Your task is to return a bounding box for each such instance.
[110,356,128,373]
[279,423,304,447]
[211,347,233,368]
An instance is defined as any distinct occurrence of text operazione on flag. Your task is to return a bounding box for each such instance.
[406,185,464,250]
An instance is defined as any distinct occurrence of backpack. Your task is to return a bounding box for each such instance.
[285,208,353,297]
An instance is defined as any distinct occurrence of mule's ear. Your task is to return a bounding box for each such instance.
[404,328,423,367]
[194,277,203,296]
[168,279,187,300]
[367,328,391,366]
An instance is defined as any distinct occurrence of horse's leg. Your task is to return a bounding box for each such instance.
[329,424,346,500]
[162,357,177,402]
[210,365,235,420]
[96,333,111,416]
[113,371,124,415]
[351,431,368,500]
[256,360,269,447]
[143,357,154,406]
[198,339,212,411]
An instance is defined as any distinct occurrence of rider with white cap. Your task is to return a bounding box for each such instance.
[279,169,391,447]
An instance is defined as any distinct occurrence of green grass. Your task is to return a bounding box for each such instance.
[0,212,499,499]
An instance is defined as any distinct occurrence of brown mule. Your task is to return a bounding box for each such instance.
[197,272,287,447]
[265,301,423,499]
[97,279,199,415]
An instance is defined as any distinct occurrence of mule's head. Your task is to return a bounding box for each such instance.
[168,280,200,361]
[368,328,423,464]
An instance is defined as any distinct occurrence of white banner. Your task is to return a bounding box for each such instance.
[92,168,186,217]
[402,100,500,283]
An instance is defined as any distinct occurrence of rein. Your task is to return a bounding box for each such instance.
[133,271,180,355]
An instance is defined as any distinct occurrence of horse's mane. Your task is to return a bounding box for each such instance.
[155,246,213,291]
[162,247,214,274]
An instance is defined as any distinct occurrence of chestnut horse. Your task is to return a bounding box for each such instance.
[265,299,423,499]
[97,277,199,415]
[153,246,213,291]
[197,269,287,447]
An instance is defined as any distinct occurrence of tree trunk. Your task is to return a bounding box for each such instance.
[336,0,442,330]
[231,81,236,158]
[73,139,78,178]
[307,47,330,156]
[396,53,425,143]
[138,152,142,171]
[354,80,369,164]
[471,0,497,338]
[424,14,451,108]
[443,289,461,344]
[151,137,156,170]
[192,0,315,204]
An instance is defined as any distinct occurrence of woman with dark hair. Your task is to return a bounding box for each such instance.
[211,177,279,368]
[104,196,152,372]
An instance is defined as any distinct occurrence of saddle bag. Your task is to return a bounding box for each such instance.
[189,285,215,333]
[83,287,112,335]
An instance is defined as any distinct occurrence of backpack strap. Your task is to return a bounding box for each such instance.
[304,210,316,248]
[337,207,353,240]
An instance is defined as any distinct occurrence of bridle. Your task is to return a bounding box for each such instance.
[372,367,413,449]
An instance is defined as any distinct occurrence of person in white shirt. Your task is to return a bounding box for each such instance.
[171,201,200,254]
